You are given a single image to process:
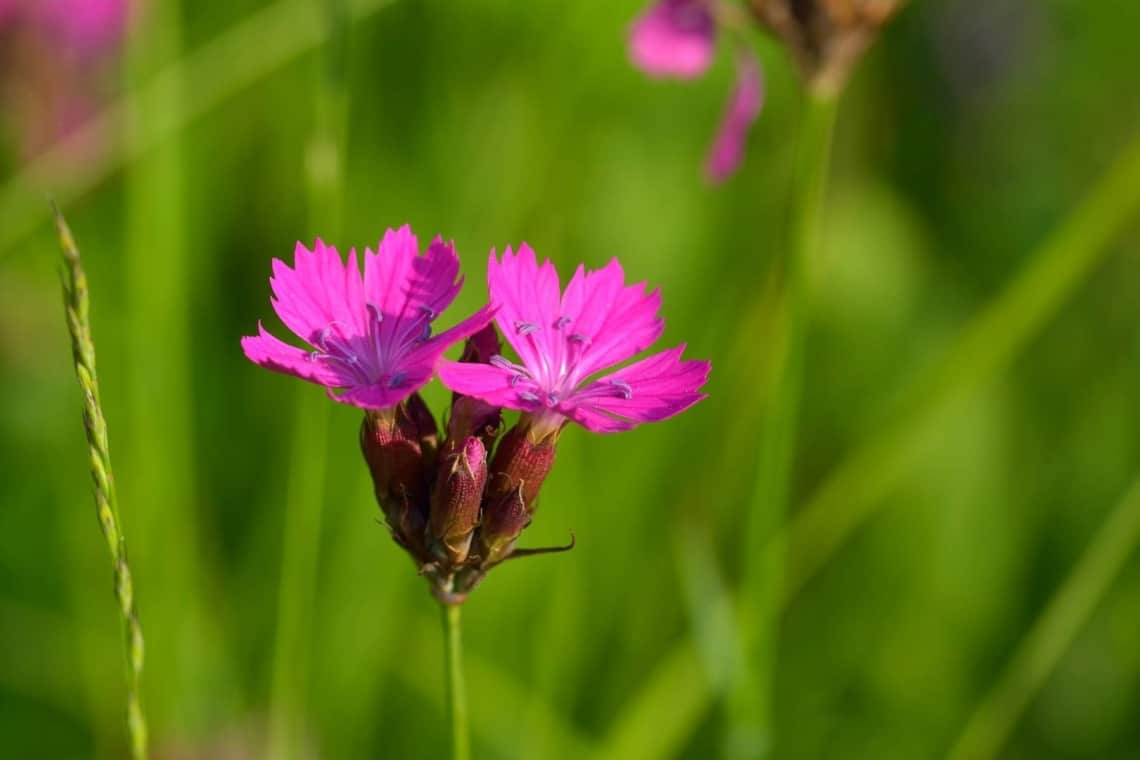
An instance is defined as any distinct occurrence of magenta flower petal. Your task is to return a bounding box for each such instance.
[437,361,531,412]
[242,229,493,410]
[559,259,665,380]
[240,322,356,387]
[629,0,717,79]
[705,54,764,183]
[569,345,710,431]
[486,244,563,375]
[440,246,710,435]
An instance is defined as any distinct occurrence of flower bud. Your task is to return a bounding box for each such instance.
[428,437,487,565]
[477,484,530,566]
[486,423,556,510]
[360,395,437,556]
[748,0,902,95]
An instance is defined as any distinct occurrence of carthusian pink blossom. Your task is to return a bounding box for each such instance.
[241,226,494,410]
[628,0,765,182]
[439,245,710,440]
[629,0,716,79]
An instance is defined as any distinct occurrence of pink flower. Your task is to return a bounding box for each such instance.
[629,0,716,79]
[439,245,710,437]
[706,54,764,182]
[32,0,131,56]
[0,0,134,160]
[241,226,495,410]
[628,0,765,182]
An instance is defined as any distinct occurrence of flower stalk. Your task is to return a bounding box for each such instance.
[441,602,470,760]
[734,90,838,757]
[53,204,149,760]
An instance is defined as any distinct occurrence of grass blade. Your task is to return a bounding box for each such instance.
[948,473,1140,760]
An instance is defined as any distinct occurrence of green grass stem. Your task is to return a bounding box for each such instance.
[54,206,148,760]
[948,473,1140,760]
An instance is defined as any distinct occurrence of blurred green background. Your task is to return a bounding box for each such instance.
[3,0,1140,758]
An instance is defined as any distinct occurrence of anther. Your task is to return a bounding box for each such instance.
[317,325,337,350]
[517,390,540,403]
[554,316,572,329]
[515,321,540,336]
[388,371,407,388]
[366,303,384,324]
[610,379,633,399]
[569,332,591,345]
[490,355,514,370]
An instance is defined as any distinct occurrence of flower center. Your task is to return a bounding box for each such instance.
[494,314,634,409]
[305,302,434,388]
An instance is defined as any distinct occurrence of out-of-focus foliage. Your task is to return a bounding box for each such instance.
[1,1,1139,758]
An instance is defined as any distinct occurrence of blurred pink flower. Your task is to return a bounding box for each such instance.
[0,0,18,26]
[0,0,135,159]
[241,227,495,410]
[628,0,764,182]
[439,245,710,437]
[706,54,763,182]
[32,0,131,56]
[629,0,716,79]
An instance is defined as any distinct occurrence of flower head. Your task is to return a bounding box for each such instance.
[628,0,764,182]
[629,0,717,79]
[241,226,494,410]
[439,245,710,439]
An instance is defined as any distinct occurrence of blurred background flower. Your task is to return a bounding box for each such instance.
[629,0,764,182]
[0,0,133,159]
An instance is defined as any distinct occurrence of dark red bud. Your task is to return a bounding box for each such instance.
[486,423,556,510]
[360,396,435,555]
[447,395,501,454]
[478,484,530,566]
[404,392,440,471]
[428,437,487,564]
[459,323,502,365]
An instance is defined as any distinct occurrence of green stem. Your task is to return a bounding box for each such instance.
[731,90,839,758]
[948,473,1140,760]
[442,603,471,760]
